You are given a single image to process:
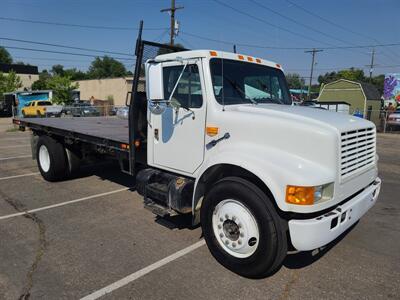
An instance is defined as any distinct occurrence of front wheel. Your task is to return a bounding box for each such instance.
[201,177,287,278]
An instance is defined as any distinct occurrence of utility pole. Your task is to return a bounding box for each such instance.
[305,48,323,100]
[369,48,375,82]
[161,0,184,46]
[233,45,237,53]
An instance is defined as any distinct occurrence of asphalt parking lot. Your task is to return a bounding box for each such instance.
[0,118,399,300]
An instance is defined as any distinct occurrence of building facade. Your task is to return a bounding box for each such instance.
[318,79,382,125]
[0,63,39,90]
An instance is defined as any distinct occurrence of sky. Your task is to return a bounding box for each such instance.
[1,0,400,83]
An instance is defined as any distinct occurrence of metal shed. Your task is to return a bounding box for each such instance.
[318,79,382,125]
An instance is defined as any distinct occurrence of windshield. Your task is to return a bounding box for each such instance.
[210,58,291,105]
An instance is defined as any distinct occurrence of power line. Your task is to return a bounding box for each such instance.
[368,49,375,82]
[13,56,92,62]
[305,48,323,99]
[284,0,400,63]
[176,35,196,49]
[161,0,184,45]
[0,16,167,31]
[212,0,332,47]
[180,31,400,50]
[0,37,133,57]
[250,0,358,48]
[1,45,135,61]
[287,64,400,71]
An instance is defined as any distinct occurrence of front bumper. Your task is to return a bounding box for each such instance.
[288,177,381,251]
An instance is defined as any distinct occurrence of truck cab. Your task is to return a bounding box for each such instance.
[140,49,381,276]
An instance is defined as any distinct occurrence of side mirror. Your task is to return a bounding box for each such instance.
[146,62,164,101]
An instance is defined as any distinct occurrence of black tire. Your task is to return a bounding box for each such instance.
[36,136,68,182]
[201,177,287,278]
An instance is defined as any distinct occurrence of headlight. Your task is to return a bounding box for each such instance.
[285,183,334,205]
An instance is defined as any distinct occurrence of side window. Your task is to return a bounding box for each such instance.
[163,64,203,108]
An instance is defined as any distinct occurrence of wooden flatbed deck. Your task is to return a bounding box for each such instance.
[17,117,129,144]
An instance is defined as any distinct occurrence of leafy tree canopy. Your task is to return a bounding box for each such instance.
[46,75,79,105]
[31,70,52,90]
[0,71,22,100]
[87,56,127,79]
[286,73,306,89]
[0,47,13,64]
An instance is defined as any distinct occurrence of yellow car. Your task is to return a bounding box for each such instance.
[21,100,62,117]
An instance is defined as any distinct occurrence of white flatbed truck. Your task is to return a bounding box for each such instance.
[14,22,381,277]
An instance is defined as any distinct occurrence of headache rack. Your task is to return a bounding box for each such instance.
[128,20,188,175]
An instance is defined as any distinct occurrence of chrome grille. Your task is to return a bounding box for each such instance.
[340,127,376,179]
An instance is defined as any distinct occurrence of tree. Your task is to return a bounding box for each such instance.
[87,56,127,79]
[0,71,22,100]
[318,71,339,85]
[371,74,385,94]
[63,68,87,81]
[285,73,305,89]
[46,75,79,105]
[318,68,366,85]
[0,47,12,64]
[337,68,365,82]
[31,70,52,90]
[51,64,65,76]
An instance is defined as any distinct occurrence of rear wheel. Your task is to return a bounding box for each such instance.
[36,136,68,181]
[201,177,287,278]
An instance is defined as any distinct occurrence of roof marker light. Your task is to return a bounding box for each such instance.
[256,58,262,63]
[210,51,218,57]
[276,64,281,68]
[238,55,244,60]
[247,56,253,62]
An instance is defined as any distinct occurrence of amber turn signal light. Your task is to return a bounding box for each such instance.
[206,126,219,137]
[286,185,315,205]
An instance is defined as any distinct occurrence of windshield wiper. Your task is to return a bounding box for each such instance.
[224,77,258,105]
[255,79,284,105]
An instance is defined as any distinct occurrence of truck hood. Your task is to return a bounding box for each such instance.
[228,104,374,132]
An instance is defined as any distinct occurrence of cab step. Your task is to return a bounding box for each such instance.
[144,198,175,217]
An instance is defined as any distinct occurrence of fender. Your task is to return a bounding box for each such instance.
[193,142,335,215]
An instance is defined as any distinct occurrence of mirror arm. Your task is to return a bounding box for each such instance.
[168,61,188,102]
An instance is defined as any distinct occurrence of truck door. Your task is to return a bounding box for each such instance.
[150,60,206,174]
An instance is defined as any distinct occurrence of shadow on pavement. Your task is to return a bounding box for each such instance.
[283,222,358,269]
[70,161,136,189]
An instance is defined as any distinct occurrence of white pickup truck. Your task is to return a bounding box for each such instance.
[15,31,381,278]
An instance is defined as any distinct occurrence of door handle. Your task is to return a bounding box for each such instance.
[154,128,159,140]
